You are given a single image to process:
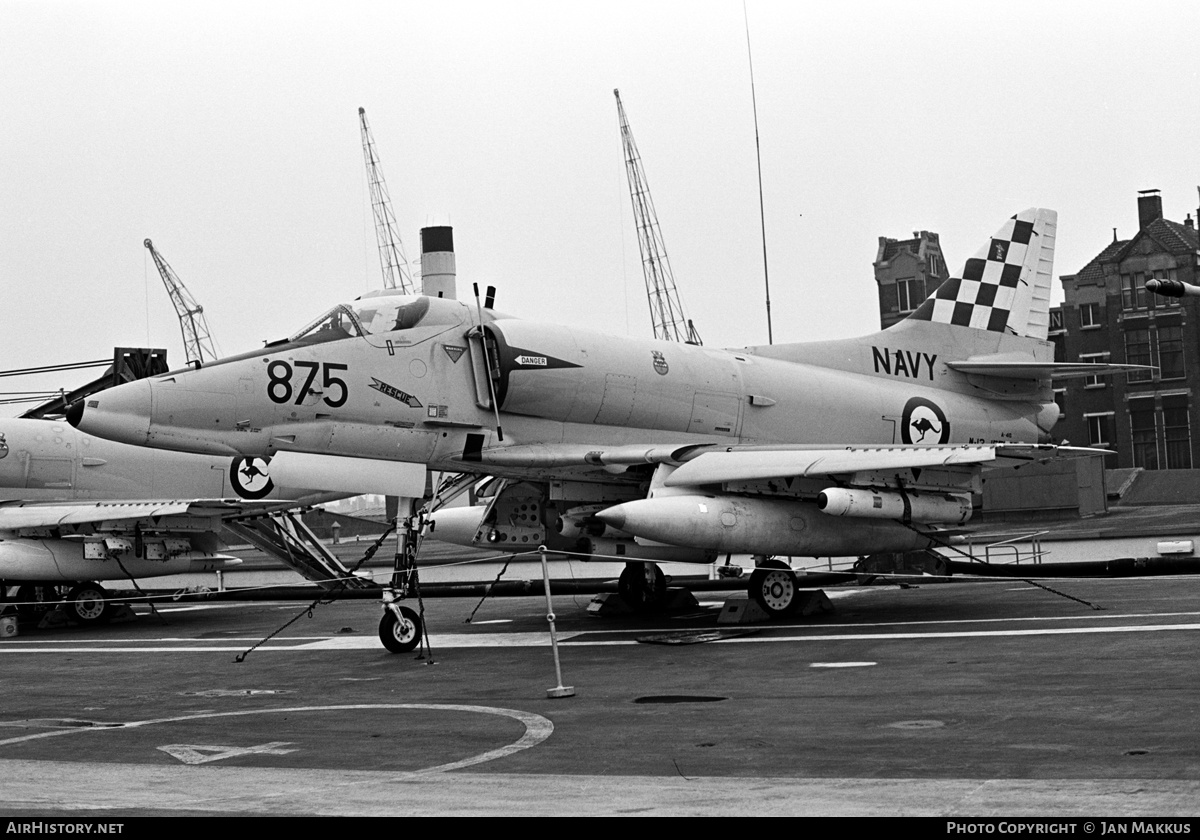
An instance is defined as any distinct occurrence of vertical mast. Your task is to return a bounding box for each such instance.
[615,89,701,344]
[358,107,414,294]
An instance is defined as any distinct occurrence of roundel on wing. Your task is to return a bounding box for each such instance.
[900,397,950,445]
[230,456,274,499]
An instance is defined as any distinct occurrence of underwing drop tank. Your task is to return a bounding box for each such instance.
[594,494,943,557]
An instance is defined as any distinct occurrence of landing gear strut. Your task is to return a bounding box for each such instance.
[748,558,798,618]
[379,497,426,655]
[617,561,667,613]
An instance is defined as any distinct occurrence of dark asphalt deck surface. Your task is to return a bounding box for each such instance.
[3,574,1200,816]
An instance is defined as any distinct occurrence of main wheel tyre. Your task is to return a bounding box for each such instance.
[379,606,422,653]
[66,583,111,624]
[749,560,798,618]
[617,562,667,613]
[15,584,48,622]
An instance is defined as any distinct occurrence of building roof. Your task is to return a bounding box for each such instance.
[1070,238,1129,285]
[1070,219,1199,284]
[878,237,921,264]
[1141,217,1200,254]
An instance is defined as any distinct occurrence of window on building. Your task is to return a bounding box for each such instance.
[1158,326,1185,380]
[1085,413,1113,448]
[1080,352,1109,388]
[896,278,918,313]
[1163,395,1193,469]
[1121,273,1147,311]
[1053,388,1066,421]
[1129,398,1159,469]
[1125,329,1152,382]
[1079,302,1102,329]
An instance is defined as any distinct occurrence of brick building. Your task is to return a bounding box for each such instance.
[1058,190,1200,468]
[873,230,950,328]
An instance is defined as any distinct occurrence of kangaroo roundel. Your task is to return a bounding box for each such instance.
[230,456,274,499]
[901,397,949,444]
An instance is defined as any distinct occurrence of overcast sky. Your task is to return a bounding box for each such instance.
[3,1,1199,412]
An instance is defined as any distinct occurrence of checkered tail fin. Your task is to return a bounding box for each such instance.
[905,208,1057,341]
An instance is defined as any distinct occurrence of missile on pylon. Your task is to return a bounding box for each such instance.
[816,488,972,525]
[594,494,947,557]
[1145,278,1200,299]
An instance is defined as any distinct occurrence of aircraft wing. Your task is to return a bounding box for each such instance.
[661,443,1104,487]
[0,498,310,531]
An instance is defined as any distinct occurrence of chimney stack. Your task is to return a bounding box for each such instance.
[1138,189,1164,230]
[420,225,456,299]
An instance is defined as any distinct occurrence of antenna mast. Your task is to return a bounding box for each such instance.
[358,107,414,293]
[744,2,773,344]
[143,239,218,366]
[615,89,701,345]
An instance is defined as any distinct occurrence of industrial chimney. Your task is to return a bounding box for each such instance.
[420,226,456,299]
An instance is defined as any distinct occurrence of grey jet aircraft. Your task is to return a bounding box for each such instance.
[0,417,357,625]
[69,208,1126,649]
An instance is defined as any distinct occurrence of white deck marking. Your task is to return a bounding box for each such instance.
[0,704,554,773]
[159,742,298,764]
[4,620,1200,652]
[810,662,876,668]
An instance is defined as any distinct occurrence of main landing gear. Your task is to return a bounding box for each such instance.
[3,581,114,625]
[617,561,667,613]
[748,558,799,618]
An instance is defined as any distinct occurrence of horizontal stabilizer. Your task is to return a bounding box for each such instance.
[947,359,1154,380]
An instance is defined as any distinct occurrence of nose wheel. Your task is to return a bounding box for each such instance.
[749,559,798,618]
[379,605,423,653]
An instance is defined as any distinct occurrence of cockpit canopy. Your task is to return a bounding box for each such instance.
[286,293,464,346]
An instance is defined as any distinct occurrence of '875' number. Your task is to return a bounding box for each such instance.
[267,361,349,407]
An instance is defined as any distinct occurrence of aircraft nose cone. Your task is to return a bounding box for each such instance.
[593,505,626,532]
[65,400,84,428]
[69,379,153,446]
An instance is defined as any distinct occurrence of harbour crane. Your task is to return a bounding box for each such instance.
[358,107,414,294]
[144,239,218,367]
[615,89,701,345]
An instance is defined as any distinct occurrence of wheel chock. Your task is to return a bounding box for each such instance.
[794,589,835,616]
[717,595,771,625]
[588,592,632,616]
[718,590,835,624]
[588,588,700,616]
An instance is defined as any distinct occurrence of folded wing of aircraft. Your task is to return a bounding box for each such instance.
[0,418,370,625]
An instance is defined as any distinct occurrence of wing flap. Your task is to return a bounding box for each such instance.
[662,443,1105,487]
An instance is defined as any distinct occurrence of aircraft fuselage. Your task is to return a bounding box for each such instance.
[71,296,1052,475]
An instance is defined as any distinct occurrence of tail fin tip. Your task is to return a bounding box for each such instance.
[906,207,1057,341]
